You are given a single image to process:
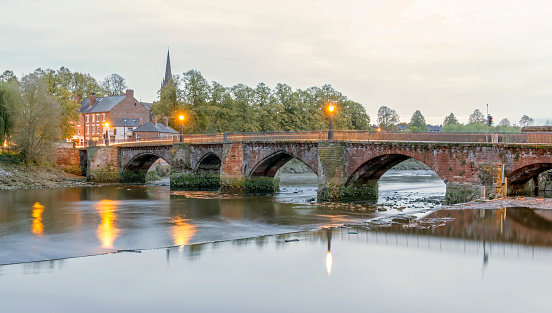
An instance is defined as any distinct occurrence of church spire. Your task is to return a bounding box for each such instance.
[161,49,172,89]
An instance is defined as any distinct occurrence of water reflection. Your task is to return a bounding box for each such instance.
[95,200,120,248]
[326,228,332,276]
[170,216,197,246]
[31,202,45,237]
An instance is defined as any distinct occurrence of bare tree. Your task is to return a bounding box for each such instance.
[101,73,127,96]
[377,106,400,131]
[498,118,511,127]
[519,115,534,127]
[9,75,61,163]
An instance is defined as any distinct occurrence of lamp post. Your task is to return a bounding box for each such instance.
[179,114,185,142]
[327,103,335,140]
[104,122,110,146]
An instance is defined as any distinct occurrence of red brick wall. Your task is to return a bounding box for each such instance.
[109,96,150,122]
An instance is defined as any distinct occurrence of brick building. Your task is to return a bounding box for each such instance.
[72,89,151,145]
[132,115,178,140]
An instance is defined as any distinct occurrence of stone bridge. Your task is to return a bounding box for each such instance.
[81,139,552,203]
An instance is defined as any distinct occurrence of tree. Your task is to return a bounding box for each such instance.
[151,77,182,129]
[377,106,399,131]
[9,74,62,163]
[0,70,18,84]
[443,113,459,126]
[101,74,127,96]
[498,118,511,127]
[0,81,15,144]
[468,109,485,124]
[519,115,534,127]
[408,110,428,132]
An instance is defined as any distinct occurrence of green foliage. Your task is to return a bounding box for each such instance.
[31,68,81,139]
[408,110,428,132]
[0,151,23,165]
[153,71,370,133]
[0,81,15,143]
[443,113,459,126]
[441,122,520,133]
[468,109,485,124]
[8,74,62,164]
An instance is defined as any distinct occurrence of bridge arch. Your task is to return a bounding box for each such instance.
[195,152,222,173]
[248,150,318,178]
[507,162,552,191]
[347,153,446,185]
[122,152,169,183]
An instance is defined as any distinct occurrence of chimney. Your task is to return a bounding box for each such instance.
[126,89,134,97]
[75,95,80,105]
[162,115,168,127]
[152,115,157,126]
[138,118,143,126]
[90,92,96,107]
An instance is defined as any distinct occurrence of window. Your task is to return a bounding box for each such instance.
[96,114,100,122]
[136,134,140,140]
[86,127,89,134]
[114,129,117,135]
[96,126,100,134]
[102,114,105,121]
[86,115,89,123]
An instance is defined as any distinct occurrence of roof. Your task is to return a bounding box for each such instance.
[141,102,153,111]
[80,95,126,114]
[110,118,139,127]
[133,122,179,134]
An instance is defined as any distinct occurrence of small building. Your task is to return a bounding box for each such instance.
[428,125,442,133]
[109,118,140,141]
[72,89,151,145]
[132,115,179,140]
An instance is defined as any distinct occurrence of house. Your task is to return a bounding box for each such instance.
[132,115,179,140]
[428,125,442,133]
[109,118,140,142]
[72,89,151,145]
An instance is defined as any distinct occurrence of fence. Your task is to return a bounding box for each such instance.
[74,131,552,147]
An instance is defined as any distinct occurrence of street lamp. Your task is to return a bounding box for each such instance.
[327,103,336,140]
[104,122,110,146]
[179,114,185,142]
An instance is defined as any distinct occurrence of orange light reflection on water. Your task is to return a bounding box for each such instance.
[95,199,120,248]
[32,202,45,236]
[171,217,197,246]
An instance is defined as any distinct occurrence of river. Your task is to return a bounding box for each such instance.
[0,170,551,312]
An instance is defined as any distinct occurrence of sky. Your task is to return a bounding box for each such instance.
[1,0,552,125]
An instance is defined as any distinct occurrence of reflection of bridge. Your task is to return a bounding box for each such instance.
[81,131,552,201]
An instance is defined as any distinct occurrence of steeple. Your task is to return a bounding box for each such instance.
[161,49,172,89]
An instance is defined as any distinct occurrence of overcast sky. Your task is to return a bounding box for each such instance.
[2,0,552,125]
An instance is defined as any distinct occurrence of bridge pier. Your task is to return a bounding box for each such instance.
[170,143,221,190]
[86,146,121,182]
[317,142,378,201]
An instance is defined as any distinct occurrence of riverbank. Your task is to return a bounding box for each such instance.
[0,165,90,190]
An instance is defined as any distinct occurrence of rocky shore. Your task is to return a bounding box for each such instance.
[0,166,91,190]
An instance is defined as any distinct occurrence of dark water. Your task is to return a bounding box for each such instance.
[2,171,552,312]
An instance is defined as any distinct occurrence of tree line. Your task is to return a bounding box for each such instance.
[0,68,128,163]
[376,106,532,133]
[152,70,371,133]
